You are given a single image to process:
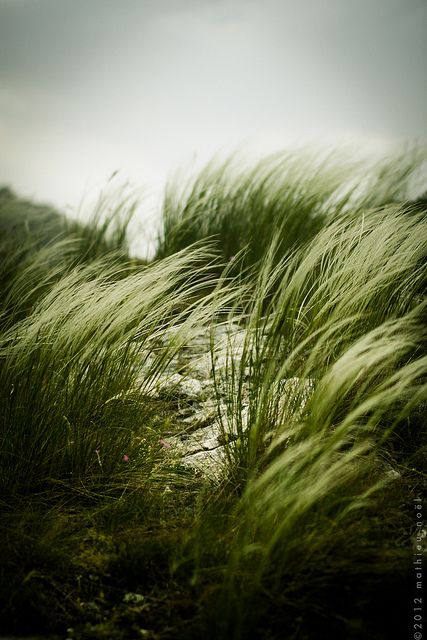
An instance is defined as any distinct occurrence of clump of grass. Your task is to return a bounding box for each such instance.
[64,185,139,263]
[0,241,235,496]
[0,187,142,332]
[210,309,426,631]
[211,206,426,479]
[190,204,427,638]
[157,146,426,271]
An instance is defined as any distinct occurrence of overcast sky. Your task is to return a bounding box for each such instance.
[1,0,426,221]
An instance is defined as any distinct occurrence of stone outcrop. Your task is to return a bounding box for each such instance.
[142,324,314,479]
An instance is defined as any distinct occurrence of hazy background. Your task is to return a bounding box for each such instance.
[1,0,426,251]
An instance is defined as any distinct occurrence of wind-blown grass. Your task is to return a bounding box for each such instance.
[210,206,426,478]
[157,146,426,270]
[0,187,141,331]
[191,204,427,638]
[0,242,234,495]
[0,148,426,639]
[208,310,426,638]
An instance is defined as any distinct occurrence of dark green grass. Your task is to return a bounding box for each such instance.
[0,188,141,332]
[156,147,426,271]
[0,148,426,639]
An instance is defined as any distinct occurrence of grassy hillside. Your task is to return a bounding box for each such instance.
[0,149,426,639]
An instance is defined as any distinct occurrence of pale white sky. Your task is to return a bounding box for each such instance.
[1,0,426,237]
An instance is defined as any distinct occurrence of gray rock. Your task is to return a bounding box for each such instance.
[135,321,318,480]
[152,372,205,400]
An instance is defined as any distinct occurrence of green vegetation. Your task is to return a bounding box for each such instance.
[156,146,424,269]
[0,149,426,639]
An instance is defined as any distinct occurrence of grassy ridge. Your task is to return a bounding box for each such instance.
[157,147,425,269]
[0,149,426,639]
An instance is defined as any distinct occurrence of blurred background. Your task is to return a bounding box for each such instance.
[1,0,426,254]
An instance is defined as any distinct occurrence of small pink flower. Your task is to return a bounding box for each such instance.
[228,255,236,262]
[122,454,129,462]
[159,438,171,450]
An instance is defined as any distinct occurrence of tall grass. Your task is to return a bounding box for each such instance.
[191,205,427,638]
[0,239,236,495]
[0,188,138,331]
[208,309,426,636]
[210,206,426,478]
[0,148,426,638]
[157,146,426,270]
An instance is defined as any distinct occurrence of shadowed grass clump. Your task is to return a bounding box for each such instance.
[157,147,426,271]
[207,312,426,638]
[0,243,233,495]
[210,206,427,478]
[192,204,427,638]
[0,187,141,331]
